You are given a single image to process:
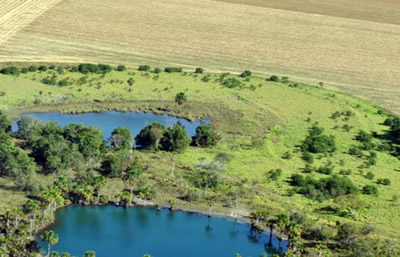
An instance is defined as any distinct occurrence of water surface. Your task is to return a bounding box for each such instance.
[12,111,210,140]
[38,206,287,257]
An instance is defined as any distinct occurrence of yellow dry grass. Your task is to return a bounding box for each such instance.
[0,0,399,113]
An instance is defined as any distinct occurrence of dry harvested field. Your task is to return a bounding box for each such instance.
[0,0,399,112]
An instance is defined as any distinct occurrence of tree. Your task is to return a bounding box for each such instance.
[195,68,204,74]
[138,65,151,71]
[102,149,129,178]
[84,251,96,257]
[191,124,220,147]
[0,111,11,132]
[93,175,107,204]
[135,122,166,150]
[41,230,59,257]
[124,156,143,205]
[336,223,358,250]
[23,199,40,237]
[175,92,187,112]
[161,123,191,152]
[116,65,126,71]
[16,116,43,139]
[109,126,133,150]
[239,70,252,78]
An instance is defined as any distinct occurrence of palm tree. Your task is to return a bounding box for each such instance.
[124,157,142,205]
[4,210,12,229]
[23,199,40,237]
[61,253,71,257]
[93,175,106,204]
[175,92,187,112]
[13,208,22,229]
[168,198,175,211]
[84,251,96,257]
[41,230,58,257]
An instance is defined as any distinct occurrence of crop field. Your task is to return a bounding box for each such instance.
[0,67,399,242]
[0,0,399,113]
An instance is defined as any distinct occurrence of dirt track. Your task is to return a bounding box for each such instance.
[0,0,399,113]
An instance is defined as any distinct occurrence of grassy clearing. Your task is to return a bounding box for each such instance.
[0,67,399,241]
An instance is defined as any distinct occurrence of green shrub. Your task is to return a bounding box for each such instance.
[58,79,69,87]
[239,70,252,78]
[362,185,378,196]
[0,66,20,75]
[164,67,182,73]
[316,165,334,175]
[154,67,161,73]
[116,65,126,71]
[269,75,279,82]
[366,172,375,180]
[195,68,204,74]
[28,65,38,72]
[191,124,220,147]
[267,169,282,181]
[138,65,151,71]
[302,151,314,164]
[38,65,48,71]
[339,169,352,175]
[377,178,391,186]
[302,125,336,154]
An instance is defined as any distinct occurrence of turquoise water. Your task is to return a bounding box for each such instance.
[38,206,287,257]
[12,111,210,140]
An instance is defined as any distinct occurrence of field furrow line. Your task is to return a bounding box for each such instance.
[0,0,61,45]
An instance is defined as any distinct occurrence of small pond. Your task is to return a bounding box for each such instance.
[12,111,210,139]
[38,206,287,257]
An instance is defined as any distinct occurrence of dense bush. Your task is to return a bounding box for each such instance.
[302,125,336,154]
[222,77,243,88]
[116,65,126,71]
[78,64,112,74]
[316,165,334,175]
[0,66,20,75]
[154,67,161,73]
[377,178,391,186]
[58,79,69,87]
[191,124,220,147]
[362,185,378,196]
[109,126,133,150]
[302,151,314,163]
[38,65,48,71]
[164,67,182,73]
[365,172,375,180]
[41,77,57,85]
[28,65,38,72]
[269,75,279,82]
[195,68,204,74]
[138,65,151,71]
[267,169,282,181]
[239,70,252,78]
[290,174,358,201]
[161,123,191,152]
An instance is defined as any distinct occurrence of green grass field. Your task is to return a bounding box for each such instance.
[0,66,399,242]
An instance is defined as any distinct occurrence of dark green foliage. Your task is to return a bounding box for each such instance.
[49,65,56,70]
[303,164,314,173]
[116,65,126,71]
[316,165,334,175]
[63,124,106,161]
[267,169,282,181]
[138,65,151,71]
[302,125,336,154]
[164,67,182,73]
[330,111,341,119]
[191,124,220,147]
[336,223,358,250]
[102,150,128,178]
[21,67,29,73]
[349,145,363,157]
[58,79,69,87]
[0,110,11,132]
[339,169,352,175]
[282,151,292,159]
[222,77,243,88]
[28,65,38,72]
[16,116,43,139]
[190,169,220,189]
[356,130,375,150]
[290,174,358,200]
[342,124,352,132]
[269,75,279,82]
[109,126,133,150]
[154,67,161,73]
[302,151,314,163]
[377,178,391,186]
[135,122,166,150]
[365,172,375,180]
[195,67,204,74]
[78,64,112,74]
[161,123,191,152]
[201,75,211,82]
[383,118,393,127]
[362,185,378,196]
[41,77,57,85]
[0,66,19,75]
[239,70,252,78]
[38,65,48,71]
[175,92,187,105]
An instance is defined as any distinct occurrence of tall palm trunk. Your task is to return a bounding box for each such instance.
[96,190,101,205]
[29,218,33,237]
[129,186,134,205]
[47,243,51,257]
